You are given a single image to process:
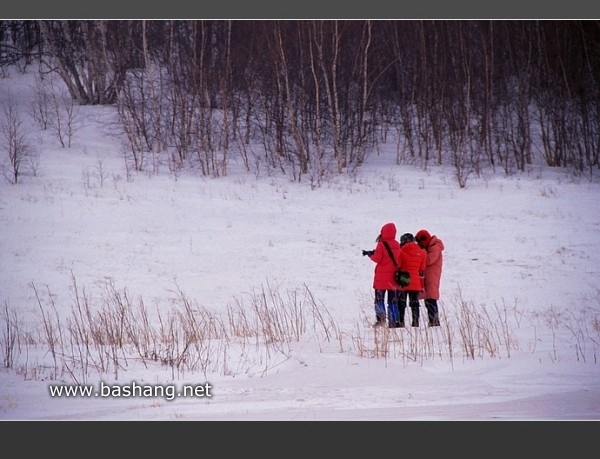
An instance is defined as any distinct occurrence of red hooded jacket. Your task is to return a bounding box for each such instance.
[398,241,427,292]
[369,222,402,290]
[422,235,444,299]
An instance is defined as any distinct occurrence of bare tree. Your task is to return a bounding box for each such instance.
[37,20,136,105]
[2,94,33,184]
[16,19,598,183]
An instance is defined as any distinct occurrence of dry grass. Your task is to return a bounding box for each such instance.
[1,275,598,383]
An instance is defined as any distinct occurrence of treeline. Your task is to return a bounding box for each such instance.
[1,20,599,183]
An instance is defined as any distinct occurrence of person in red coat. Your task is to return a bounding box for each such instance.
[416,229,444,326]
[397,233,427,327]
[362,222,402,327]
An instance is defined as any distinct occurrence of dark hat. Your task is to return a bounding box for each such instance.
[400,233,414,246]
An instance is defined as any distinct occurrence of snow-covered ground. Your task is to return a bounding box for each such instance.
[1,67,599,420]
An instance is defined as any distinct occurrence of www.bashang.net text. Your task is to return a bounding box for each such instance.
[48,381,213,402]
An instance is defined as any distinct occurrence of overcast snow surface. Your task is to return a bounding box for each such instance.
[1,68,599,421]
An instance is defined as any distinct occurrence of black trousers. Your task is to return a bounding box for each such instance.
[398,290,420,326]
[424,299,440,326]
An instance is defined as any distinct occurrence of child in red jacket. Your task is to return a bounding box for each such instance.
[397,233,427,327]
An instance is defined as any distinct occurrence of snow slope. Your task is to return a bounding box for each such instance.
[1,67,599,421]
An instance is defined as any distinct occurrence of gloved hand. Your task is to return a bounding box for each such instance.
[362,250,375,257]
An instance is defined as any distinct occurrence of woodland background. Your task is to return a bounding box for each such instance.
[1,20,598,186]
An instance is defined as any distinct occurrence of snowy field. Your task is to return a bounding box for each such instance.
[1,67,599,421]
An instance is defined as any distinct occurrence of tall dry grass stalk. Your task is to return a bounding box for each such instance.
[1,276,598,383]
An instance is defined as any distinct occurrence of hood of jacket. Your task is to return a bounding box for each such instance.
[430,235,445,251]
[380,222,397,241]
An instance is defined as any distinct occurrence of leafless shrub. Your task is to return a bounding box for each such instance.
[2,94,34,184]
[47,76,80,148]
[31,71,52,130]
[1,301,21,369]
[31,282,63,379]
[7,275,598,385]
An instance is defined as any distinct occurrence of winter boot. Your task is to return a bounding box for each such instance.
[373,298,386,327]
[373,315,386,328]
[397,293,407,328]
[411,306,420,327]
[387,302,400,328]
[425,299,439,326]
[398,308,406,327]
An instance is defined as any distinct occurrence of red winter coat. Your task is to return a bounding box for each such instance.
[369,222,402,290]
[398,241,427,292]
[422,235,444,299]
